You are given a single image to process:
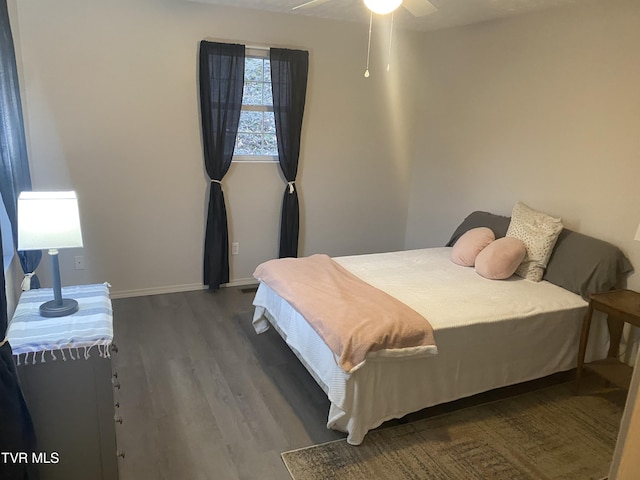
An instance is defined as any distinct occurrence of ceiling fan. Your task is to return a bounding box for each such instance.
[293,0,438,17]
[293,0,438,77]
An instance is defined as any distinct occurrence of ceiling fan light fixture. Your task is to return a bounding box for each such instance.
[363,0,403,15]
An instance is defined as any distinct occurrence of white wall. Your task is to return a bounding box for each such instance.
[405,0,640,293]
[11,0,639,292]
[12,0,419,297]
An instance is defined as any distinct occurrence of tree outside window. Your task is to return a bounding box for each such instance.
[233,52,278,161]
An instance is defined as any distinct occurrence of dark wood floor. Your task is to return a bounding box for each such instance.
[111,287,344,480]
[111,287,579,480]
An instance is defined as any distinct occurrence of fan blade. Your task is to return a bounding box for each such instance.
[292,0,333,11]
[402,0,437,17]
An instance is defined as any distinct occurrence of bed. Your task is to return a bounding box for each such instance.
[252,210,633,445]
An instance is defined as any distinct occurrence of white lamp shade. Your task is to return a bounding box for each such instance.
[363,0,403,15]
[17,191,84,251]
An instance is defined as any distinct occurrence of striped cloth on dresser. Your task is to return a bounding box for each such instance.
[7,283,113,364]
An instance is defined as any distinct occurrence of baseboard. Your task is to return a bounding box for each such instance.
[223,277,259,288]
[110,283,206,299]
[110,278,258,299]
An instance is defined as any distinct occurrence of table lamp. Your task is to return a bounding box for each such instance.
[17,191,84,317]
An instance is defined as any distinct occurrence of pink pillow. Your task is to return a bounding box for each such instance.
[451,227,495,267]
[475,237,527,280]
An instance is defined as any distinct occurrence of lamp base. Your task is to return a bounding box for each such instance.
[39,298,79,318]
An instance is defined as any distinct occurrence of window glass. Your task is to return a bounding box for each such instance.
[233,52,278,162]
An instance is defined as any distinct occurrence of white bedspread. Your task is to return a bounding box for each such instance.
[253,248,609,445]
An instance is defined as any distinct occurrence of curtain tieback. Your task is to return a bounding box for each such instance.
[0,337,8,348]
[211,179,222,184]
[21,272,35,291]
[287,181,295,194]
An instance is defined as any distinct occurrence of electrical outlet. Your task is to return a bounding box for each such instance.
[231,242,239,255]
[74,256,85,270]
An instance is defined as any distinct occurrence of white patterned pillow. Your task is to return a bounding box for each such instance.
[506,201,563,282]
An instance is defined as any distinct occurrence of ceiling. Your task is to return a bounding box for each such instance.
[184,0,583,32]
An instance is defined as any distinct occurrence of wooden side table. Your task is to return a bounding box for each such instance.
[576,289,640,392]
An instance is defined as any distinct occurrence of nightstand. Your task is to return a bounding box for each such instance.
[576,289,640,392]
[7,283,120,480]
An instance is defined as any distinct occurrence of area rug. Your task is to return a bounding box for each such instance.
[282,382,625,480]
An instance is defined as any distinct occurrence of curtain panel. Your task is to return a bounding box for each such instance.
[0,4,39,478]
[198,41,245,290]
[0,0,41,288]
[0,222,38,480]
[270,48,309,258]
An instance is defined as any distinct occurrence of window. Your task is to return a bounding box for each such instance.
[233,49,278,162]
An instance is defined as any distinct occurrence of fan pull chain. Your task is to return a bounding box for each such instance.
[364,11,372,78]
[387,12,394,72]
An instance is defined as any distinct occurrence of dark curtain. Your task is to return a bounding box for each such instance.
[0,4,39,478]
[270,48,309,258]
[0,223,38,480]
[0,0,41,288]
[198,41,245,290]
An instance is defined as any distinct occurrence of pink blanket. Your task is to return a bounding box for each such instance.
[253,254,437,373]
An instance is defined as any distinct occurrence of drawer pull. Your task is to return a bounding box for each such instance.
[112,372,118,379]
[113,382,121,390]
[114,402,120,409]
[111,343,119,354]
[116,449,125,459]
[114,416,123,424]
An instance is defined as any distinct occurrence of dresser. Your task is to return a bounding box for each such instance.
[8,283,120,480]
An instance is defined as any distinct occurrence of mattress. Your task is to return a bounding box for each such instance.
[252,247,609,444]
